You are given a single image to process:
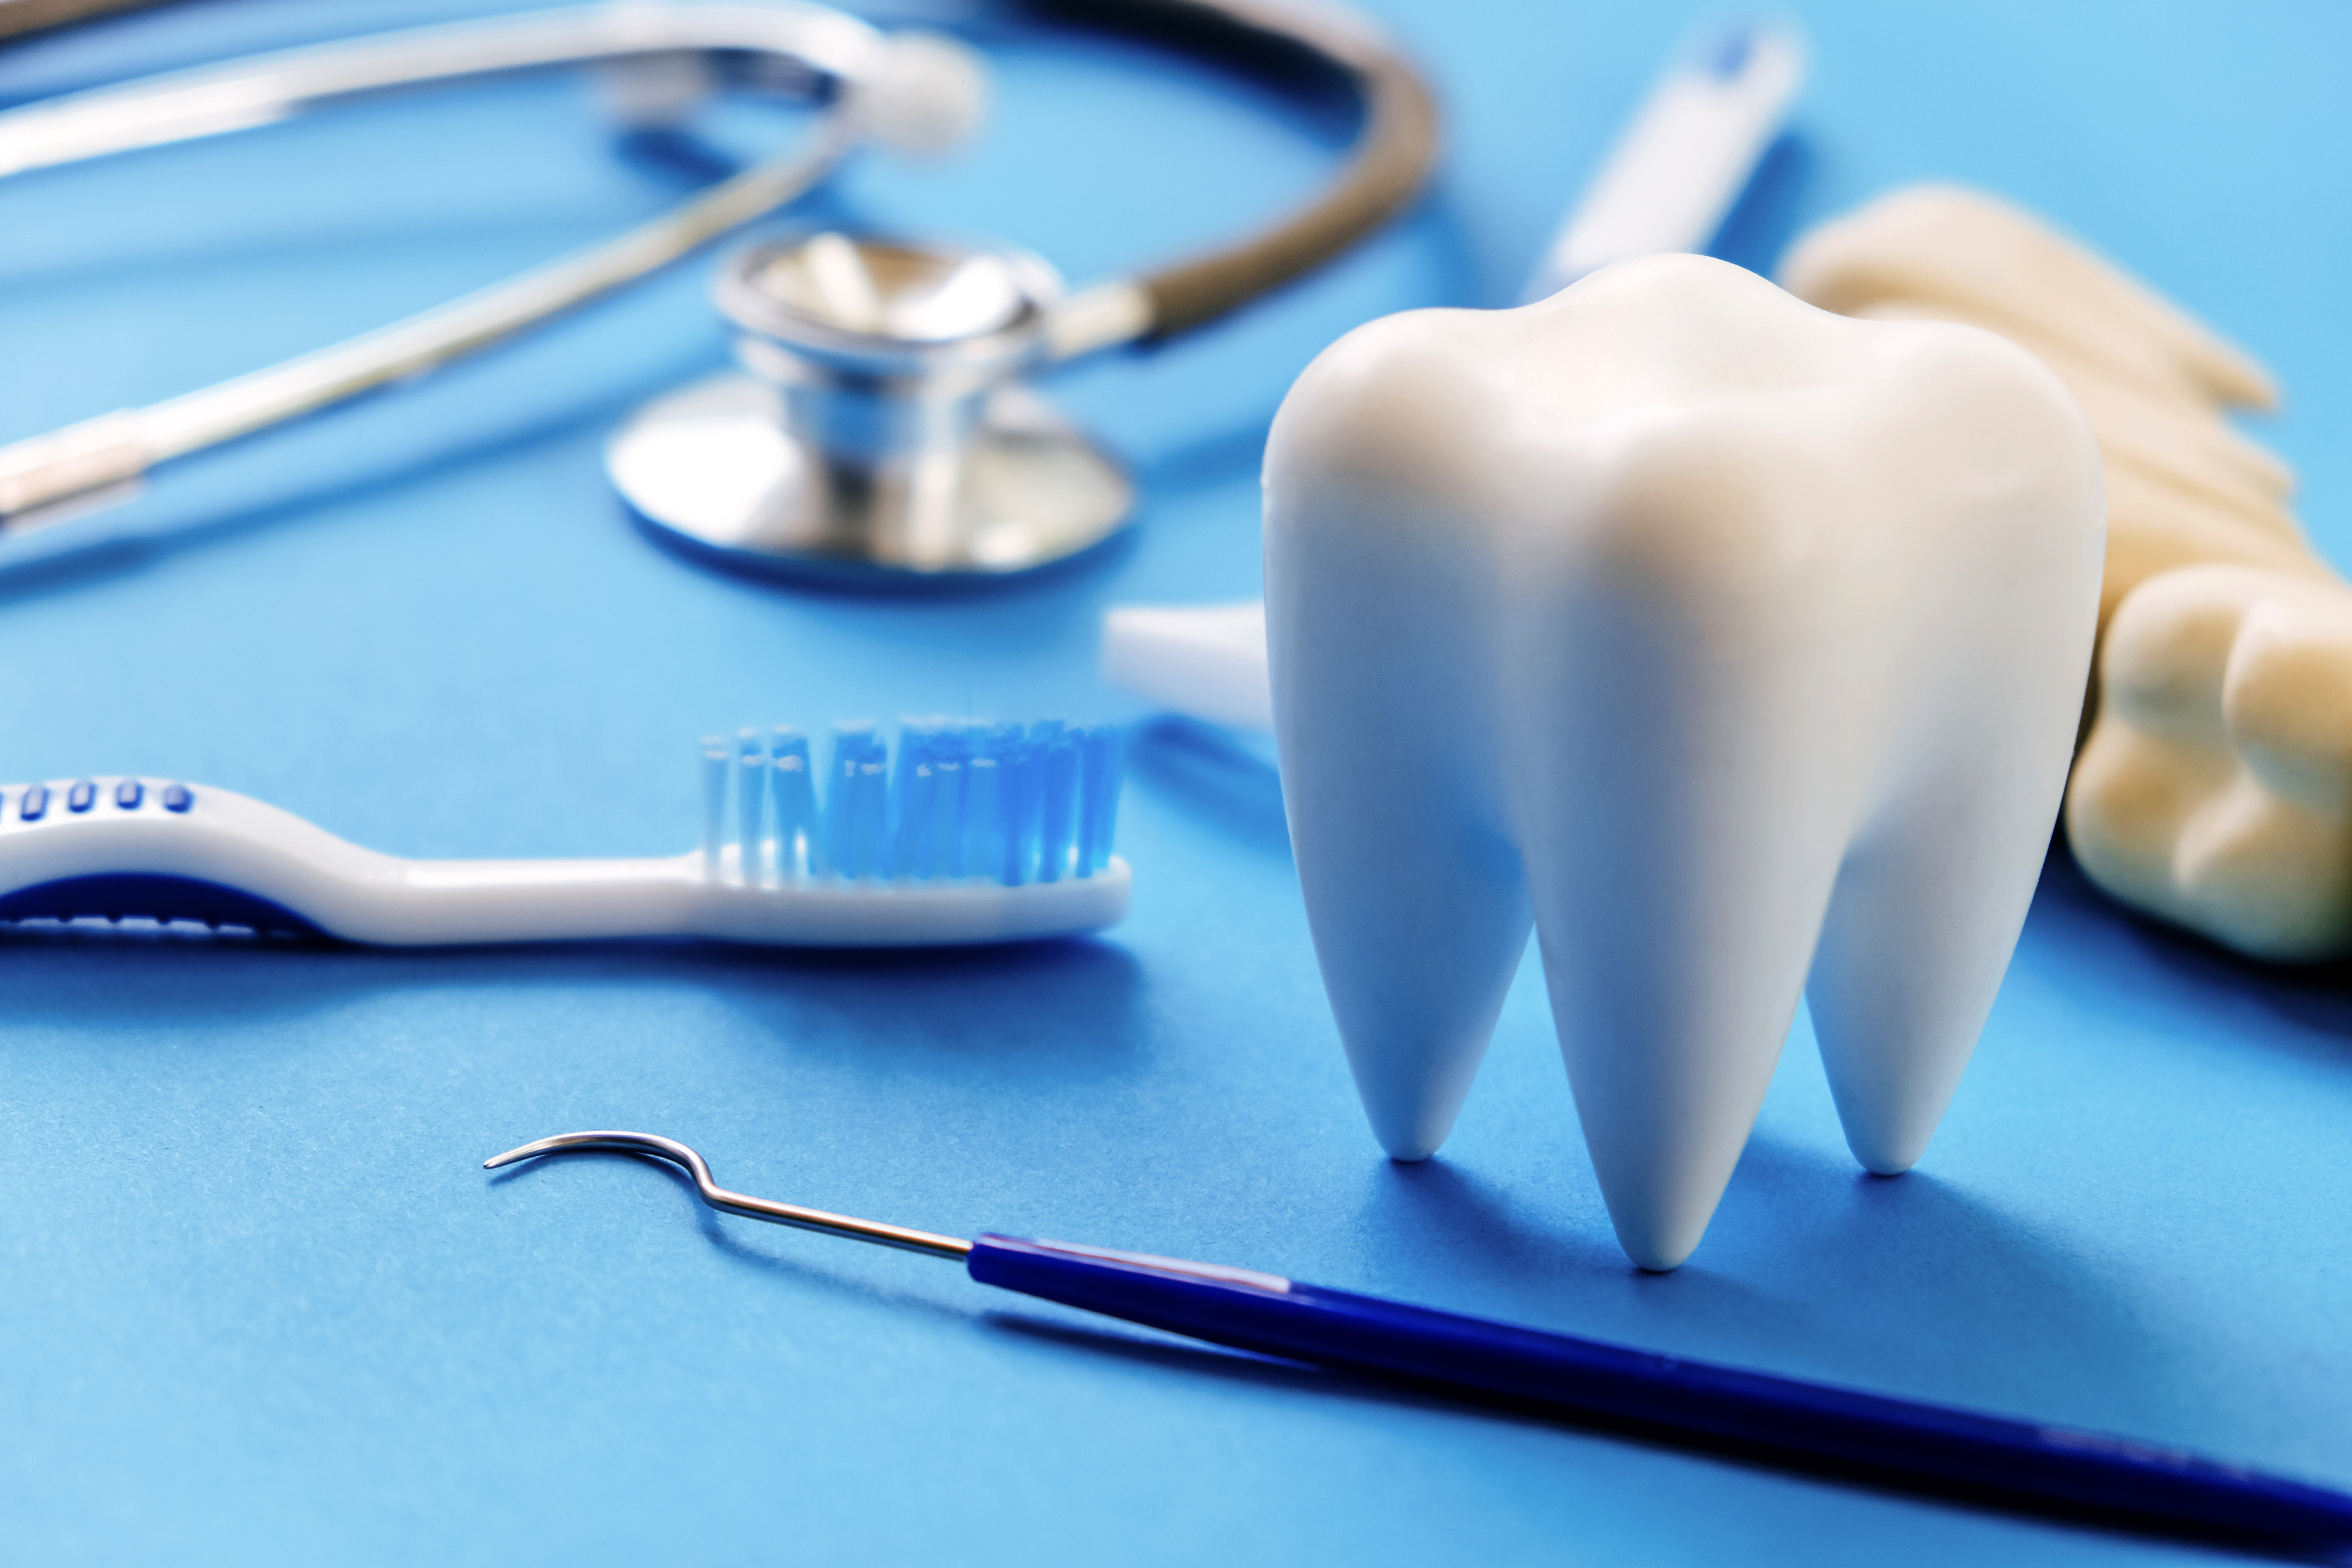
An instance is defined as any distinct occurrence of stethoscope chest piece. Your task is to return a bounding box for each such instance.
[609,232,1134,586]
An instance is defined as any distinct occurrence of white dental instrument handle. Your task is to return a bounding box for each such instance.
[1523,21,1803,302]
[1101,601,1274,732]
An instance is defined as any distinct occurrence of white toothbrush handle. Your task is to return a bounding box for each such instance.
[0,780,1128,947]
[387,855,1131,947]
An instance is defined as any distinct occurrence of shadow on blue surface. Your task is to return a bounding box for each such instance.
[614,129,744,189]
[2029,842,2352,1062]
[1358,1142,2193,1434]
[0,927,1145,1069]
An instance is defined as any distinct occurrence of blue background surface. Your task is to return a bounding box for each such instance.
[2,2,2349,1562]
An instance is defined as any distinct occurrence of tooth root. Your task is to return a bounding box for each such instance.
[1270,507,1532,1163]
[1297,781,1531,1162]
[1509,583,1859,1272]
[1806,791,2047,1178]
[1815,637,2099,1174]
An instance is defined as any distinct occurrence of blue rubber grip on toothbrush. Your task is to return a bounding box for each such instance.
[965,1236,2352,1543]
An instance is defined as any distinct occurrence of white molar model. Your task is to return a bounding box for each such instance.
[1263,254,2106,1270]
[1786,186,2352,962]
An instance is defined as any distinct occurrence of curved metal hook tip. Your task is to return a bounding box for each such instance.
[485,1129,708,1175]
[482,1129,971,1259]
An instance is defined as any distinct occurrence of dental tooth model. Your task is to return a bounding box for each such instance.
[1264,253,2105,1270]
[1786,186,2352,962]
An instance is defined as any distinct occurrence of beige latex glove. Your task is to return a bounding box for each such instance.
[1785,186,2352,961]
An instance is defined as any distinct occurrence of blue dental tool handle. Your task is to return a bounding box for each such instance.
[970,1235,2352,1544]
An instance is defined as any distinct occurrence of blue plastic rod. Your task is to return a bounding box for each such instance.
[968,1235,2352,1544]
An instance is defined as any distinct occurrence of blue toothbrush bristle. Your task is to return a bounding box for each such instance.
[699,720,1124,887]
[924,727,968,880]
[1077,725,1124,875]
[698,737,731,878]
[826,725,888,881]
[998,728,1040,888]
[735,728,769,884]
[770,731,818,879]
[1036,723,1075,885]
[890,721,939,879]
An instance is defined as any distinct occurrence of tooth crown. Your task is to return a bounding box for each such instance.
[1782,186,2320,636]
[1265,254,2105,1270]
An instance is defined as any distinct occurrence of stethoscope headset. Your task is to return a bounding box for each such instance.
[0,0,1438,585]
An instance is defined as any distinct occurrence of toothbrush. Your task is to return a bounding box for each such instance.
[488,1131,2352,1546]
[0,721,1128,946]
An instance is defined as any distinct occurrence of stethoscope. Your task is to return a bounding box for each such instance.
[0,0,1437,584]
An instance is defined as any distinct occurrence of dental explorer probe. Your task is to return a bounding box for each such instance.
[487,1132,2352,1545]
